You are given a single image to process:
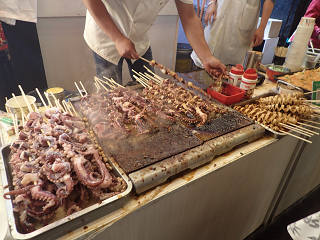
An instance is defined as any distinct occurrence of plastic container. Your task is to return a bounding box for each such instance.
[228,64,244,87]
[6,95,36,119]
[240,68,258,99]
[207,82,245,105]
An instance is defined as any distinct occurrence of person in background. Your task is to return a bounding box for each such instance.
[82,0,226,85]
[304,0,320,49]
[191,0,276,67]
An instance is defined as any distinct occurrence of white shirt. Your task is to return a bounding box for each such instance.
[84,0,192,65]
[191,0,261,66]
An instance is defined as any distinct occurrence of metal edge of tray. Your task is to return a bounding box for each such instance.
[273,69,315,95]
[129,123,265,194]
[1,144,133,240]
[232,92,286,139]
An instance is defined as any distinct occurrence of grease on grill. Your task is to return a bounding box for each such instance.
[100,124,202,174]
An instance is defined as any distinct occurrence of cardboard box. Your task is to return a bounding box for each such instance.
[258,18,282,38]
[261,37,279,65]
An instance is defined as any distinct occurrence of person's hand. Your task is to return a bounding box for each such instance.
[204,1,217,26]
[114,36,139,59]
[202,55,226,77]
[252,27,264,47]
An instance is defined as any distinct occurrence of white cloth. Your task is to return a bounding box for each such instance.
[191,0,261,66]
[84,0,193,65]
[0,0,37,25]
[287,211,320,240]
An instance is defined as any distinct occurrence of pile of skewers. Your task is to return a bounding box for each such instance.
[233,91,320,143]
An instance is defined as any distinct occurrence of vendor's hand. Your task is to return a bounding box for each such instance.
[204,2,217,26]
[202,56,226,77]
[114,36,139,60]
[252,27,264,47]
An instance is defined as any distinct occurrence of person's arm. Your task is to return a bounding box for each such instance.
[175,0,225,74]
[304,0,320,40]
[82,0,139,59]
[252,0,274,47]
[204,0,217,26]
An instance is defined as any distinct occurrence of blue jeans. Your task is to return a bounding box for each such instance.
[93,47,155,85]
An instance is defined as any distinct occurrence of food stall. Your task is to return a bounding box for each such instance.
[1,1,320,240]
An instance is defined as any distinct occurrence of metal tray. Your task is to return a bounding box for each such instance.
[1,144,132,240]
[273,70,314,98]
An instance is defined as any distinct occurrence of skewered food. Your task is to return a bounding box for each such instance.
[142,78,227,127]
[3,108,126,233]
[233,93,314,132]
[148,59,212,98]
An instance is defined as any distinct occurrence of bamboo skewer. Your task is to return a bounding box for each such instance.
[94,82,100,90]
[11,113,18,138]
[304,89,320,95]
[302,119,320,125]
[95,77,110,92]
[94,77,101,90]
[35,88,48,109]
[133,75,148,87]
[298,122,320,130]
[18,85,33,113]
[304,100,320,103]
[62,100,70,114]
[143,66,164,81]
[12,93,26,127]
[279,130,312,143]
[288,123,319,135]
[5,97,11,113]
[95,76,115,89]
[280,123,313,137]
[69,101,80,118]
[103,76,125,88]
[44,92,53,108]
[74,82,84,97]
[79,81,88,96]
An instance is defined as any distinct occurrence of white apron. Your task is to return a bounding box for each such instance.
[191,0,261,66]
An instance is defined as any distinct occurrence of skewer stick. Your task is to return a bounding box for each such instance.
[145,73,162,84]
[304,89,320,95]
[12,93,26,126]
[94,82,100,90]
[143,66,164,81]
[110,78,125,88]
[18,85,33,113]
[288,123,319,135]
[304,100,320,103]
[279,130,312,143]
[96,77,111,92]
[139,56,150,64]
[12,113,18,138]
[79,81,88,96]
[133,75,148,87]
[44,92,53,108]
[302,119,320,125]
[298,122,320,130]
[62,100,70,114]
[132,69,150,83]
[32,101,39,113]
[280,123,313,137]
[35,88,48,109]
[5,97,11,113]
[104,77,117,88]
[94,77,101,90]
[68,101,80,118]
[95,76,114,89]
[74,82,84,97]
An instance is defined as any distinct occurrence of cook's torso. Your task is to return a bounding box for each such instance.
[84,0,169,65]
[192,0,261,66]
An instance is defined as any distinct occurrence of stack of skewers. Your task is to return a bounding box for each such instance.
[233,91,320,143]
